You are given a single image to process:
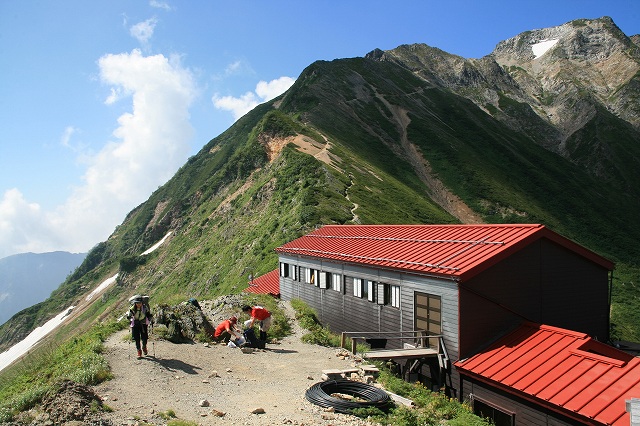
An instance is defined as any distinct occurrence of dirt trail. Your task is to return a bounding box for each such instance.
[93,301,376,425]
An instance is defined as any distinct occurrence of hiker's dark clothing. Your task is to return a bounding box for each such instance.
[127,303,152,355]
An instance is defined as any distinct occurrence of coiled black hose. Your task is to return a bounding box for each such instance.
[305,379,393,414]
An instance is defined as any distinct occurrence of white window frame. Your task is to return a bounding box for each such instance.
[290,264,297,281]
[280,262,291,278]
[319,271,330,289]
[366,280,375,302]
[303,268,318,285]
[377,283,386,305]
[390,285,400,308]
[353,278,362,297]
[332,273,342,292]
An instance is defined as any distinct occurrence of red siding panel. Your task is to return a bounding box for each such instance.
[456,322,640,425]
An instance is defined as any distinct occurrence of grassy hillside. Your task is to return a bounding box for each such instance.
[1,52,639,356]
[281,57,640,341]
[0,47,639,425]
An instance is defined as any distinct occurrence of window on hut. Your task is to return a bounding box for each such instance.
[332,273,342,293]
[365,280,375,302]
[473,399,514,426]
[353,278,362,297]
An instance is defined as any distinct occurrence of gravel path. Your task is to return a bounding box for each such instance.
[93,300,377,425]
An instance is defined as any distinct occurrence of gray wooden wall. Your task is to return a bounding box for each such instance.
[462,379,581,426]
[278,254,460,361]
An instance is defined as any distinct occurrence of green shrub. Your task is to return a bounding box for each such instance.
[291,299,490,426]
[374,364,492,425]
[241,294,291,339]
[119,255,147,273]
[67,352,112,385]
[0,320,122,418]
[167,420,198,426]
[159,409,177,419]
[290,299,370,351]
[196,330,214,343]
[300,325,342,347]
[0,407,13,423]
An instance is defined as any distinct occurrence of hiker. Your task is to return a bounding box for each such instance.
[214,316,242,344]
[127,295,153,358]
[242,305,272,342]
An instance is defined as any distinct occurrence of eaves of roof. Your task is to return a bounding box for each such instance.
[244,269,280,297]
[274,224,613,282]
[455,322,640,425]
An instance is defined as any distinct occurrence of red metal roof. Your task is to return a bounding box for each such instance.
[455,322,640,425]
[274,224,613,282]
[244,269,280,297]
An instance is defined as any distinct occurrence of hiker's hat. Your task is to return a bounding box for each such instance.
[129,294,143,304]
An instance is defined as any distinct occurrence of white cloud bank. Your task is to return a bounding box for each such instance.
[0,49,196,258]
[212,76,295,120]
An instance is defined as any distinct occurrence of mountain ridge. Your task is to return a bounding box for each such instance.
[1,16,638,359]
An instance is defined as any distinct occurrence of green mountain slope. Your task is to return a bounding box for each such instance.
[1,18,639,356]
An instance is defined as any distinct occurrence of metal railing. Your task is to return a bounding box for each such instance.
[340,330,444,354]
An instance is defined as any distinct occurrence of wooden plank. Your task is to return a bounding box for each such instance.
[363,347,438,360]
[386,391,415,407]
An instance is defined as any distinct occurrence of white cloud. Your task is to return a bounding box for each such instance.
[61,126,77,148]
[256,77,296,101]
[212,76,295,120]
[225,61,242,74]
[150,0,172,11]
[105,87,125,105]
[212,91,260,120]
[0,189,52,257]
[0,49,196,258]
[130,17,158,44]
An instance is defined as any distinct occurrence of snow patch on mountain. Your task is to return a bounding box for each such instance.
[532,38,559,58]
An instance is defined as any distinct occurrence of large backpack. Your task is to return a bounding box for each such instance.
[127,294,152,324]
[243,327,266,349]
[129,294,151,311]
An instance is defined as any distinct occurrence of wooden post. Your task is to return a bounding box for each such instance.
[351,337,357,354]
[341,332,346,349]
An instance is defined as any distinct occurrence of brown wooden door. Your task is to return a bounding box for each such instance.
[414,292,441,348]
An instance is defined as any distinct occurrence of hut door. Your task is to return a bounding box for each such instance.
[414,292,441,349]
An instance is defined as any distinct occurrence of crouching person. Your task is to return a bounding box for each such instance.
[214,316,243,346]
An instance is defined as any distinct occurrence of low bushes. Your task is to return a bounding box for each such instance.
[0,320,125,422]
[289,298,492,426]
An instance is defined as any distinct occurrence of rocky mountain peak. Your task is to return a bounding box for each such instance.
[363,16,640,194]
[490,16,640,96]
[491,16,632,65]
[489,16,640,136]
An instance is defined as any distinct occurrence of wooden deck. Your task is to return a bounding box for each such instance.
[363,347,438,360]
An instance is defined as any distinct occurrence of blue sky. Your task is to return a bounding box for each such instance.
[0,1,638,259]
